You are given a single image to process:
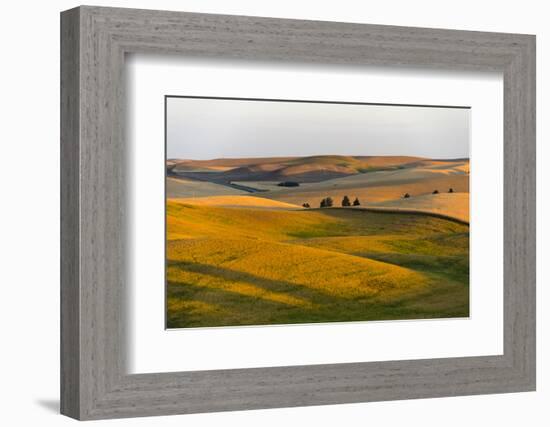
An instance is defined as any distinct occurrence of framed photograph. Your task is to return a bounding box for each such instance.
[164,96,471,329]
[61,6,536,420]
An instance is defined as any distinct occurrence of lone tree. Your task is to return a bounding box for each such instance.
[341,195,351,207]
[302,202,310,208]
[448,187,454,193]
[433,189,439,194]
[353,197,361,206]
[320,199,326,208]
[403,193,411,199]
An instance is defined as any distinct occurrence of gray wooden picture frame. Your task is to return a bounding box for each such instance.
[60,5,536,420]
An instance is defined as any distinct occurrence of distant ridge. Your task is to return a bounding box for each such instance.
[169,155,445,183]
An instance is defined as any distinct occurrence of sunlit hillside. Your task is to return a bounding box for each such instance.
[166,200,469,328]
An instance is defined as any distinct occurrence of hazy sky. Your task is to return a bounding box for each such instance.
[166,97,470,160]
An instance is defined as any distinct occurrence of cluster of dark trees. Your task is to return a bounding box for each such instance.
[304,186,459,209]
[304,186,458,208]
[341,195,361,207]
[302,196,361,208]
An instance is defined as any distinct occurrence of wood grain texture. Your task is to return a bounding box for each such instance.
[60,7,80,419]
[60,6,536,420]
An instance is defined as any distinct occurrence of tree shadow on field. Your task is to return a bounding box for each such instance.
[167,259,339,305]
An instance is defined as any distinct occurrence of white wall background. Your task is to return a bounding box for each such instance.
[0,0,546,425]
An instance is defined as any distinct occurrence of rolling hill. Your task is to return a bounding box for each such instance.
[170,155,429,183]
[368,192,470,223]
[171,195,301,209]
[167,155,470,224]
[166,177,247,198]
[166,201,469,328]
[166,155,470,327]
[261,159,469,209]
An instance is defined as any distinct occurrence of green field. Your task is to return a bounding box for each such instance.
[166,200,469,328]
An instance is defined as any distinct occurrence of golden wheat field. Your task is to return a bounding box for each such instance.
[166,194,469,328]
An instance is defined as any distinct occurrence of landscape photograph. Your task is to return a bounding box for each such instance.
[165,96,470,329]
